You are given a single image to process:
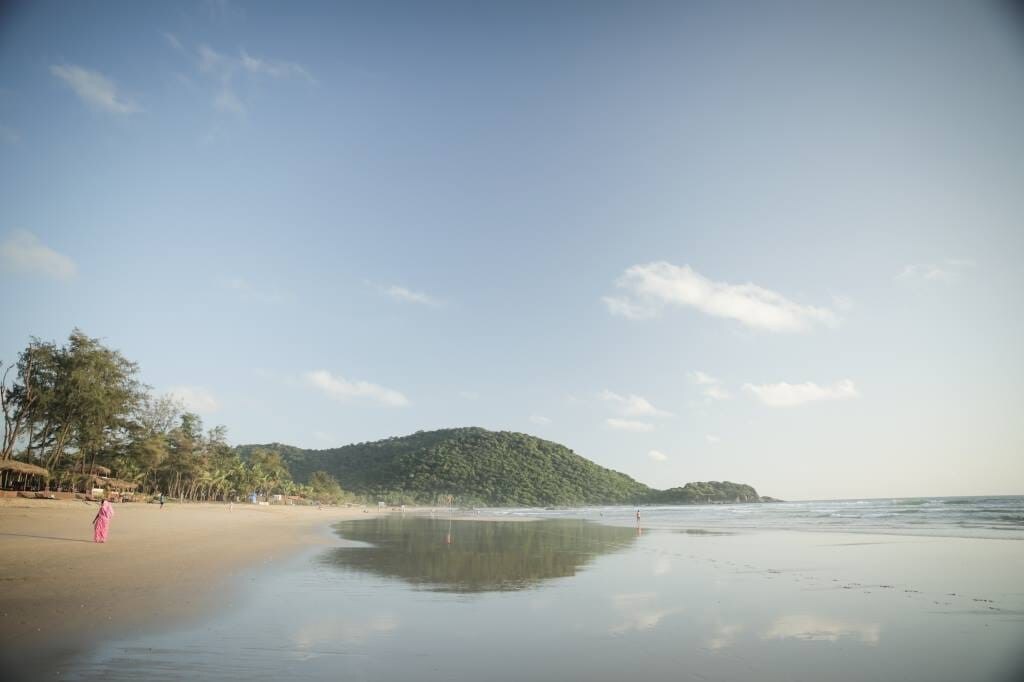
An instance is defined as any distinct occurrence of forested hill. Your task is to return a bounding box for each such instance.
[238,428,764,507]
[238,428,651,506]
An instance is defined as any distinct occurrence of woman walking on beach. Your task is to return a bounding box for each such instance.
[93,499,114,543]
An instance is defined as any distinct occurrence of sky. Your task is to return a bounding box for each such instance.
[1,0,1022,500]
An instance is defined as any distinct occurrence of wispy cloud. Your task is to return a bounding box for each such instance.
[706,434,721,445]
[240,50,317,84]
[648,449,668,462]
[897,259,975,283]
[607,418,654,432]
[167,386,220,413]
[0,230,77,279]
[50,64,140,114]
[529,415,551,425]
[383,284,442,307]
[173,42,315,115]
[744,380,859,408]
[304,370,409,407]
[605,262,838,333]
[689,371,731,402]
[458,391,480,401]
[162,31,184,52]
[599,389,673,417]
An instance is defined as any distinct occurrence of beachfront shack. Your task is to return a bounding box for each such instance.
[0,459,51,492]
[63,472,140,500]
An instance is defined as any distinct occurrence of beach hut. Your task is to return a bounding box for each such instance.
[0,460,51,492]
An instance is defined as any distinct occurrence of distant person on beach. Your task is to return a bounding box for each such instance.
[636,509,641,522]
[159,493,164,509]
[92,499,114,543]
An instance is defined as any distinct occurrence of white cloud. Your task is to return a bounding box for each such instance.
[599,389,673,417]
[529,415,551,425]
[240,50,317,84]
[690,371,731,402]
[0,124,19,145]
[162,32,184,52]
[167,386,220,413]
[197,45,230,75]
[304,370,409,407]
[601,295,657,320]
[0,230,77,279]
[897,259,975,283]
[458,391,480,401]
[383,285,442,307]
[605,262,838,333]
[648,449,668,462]
[184,43,314,113]
[691,371,718,385]
[50,64,140,114]
[607,418,654,432]
[703,385,731,401]
[744,379,859,408]
[706,435,721,445]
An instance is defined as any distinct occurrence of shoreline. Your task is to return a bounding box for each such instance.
[4,499,1021,677]
[0,498,378,675]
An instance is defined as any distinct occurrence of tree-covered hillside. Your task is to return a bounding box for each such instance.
[240,428,652,506]
[238,428,764,507]
[646,481,760,504]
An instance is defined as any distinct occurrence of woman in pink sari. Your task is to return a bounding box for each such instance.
[93,499,114,543]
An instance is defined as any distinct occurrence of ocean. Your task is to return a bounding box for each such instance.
[486,495,1024,540]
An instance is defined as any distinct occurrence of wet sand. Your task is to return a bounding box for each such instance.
[0,498,376,673]
[4,502,1023,681]
[56,517,1024,682]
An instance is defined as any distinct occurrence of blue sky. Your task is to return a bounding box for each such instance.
[2,0,1022,499]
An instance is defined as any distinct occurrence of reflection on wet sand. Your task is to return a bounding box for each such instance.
[323,517,637,592]
[762,614,881,645]
[609,592,681,634]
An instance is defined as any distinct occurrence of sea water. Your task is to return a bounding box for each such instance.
[488,495,1024,540]
[60,502,1024,682]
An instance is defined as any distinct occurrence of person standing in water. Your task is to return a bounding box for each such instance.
[93,499,114,543]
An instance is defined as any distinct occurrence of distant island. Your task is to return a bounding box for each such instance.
[238,427,769,507]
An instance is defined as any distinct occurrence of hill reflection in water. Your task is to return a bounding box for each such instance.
[323,516,638,593]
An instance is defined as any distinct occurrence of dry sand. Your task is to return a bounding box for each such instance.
[0,498,375,671]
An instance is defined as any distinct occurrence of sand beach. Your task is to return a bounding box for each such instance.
[3,499,1023,681]
[0,498,374,674]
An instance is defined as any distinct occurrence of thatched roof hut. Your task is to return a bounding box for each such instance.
[0,459,51,491]
[0,460,51,478]
[72,473,137,490]
[99,477,138,491]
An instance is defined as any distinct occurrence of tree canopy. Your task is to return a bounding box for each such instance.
[239,428,765,507]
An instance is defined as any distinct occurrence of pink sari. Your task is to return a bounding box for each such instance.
[93,500,114,543]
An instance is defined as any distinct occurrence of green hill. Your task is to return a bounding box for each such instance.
[646,481,760,504]
[237,427,763,507]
